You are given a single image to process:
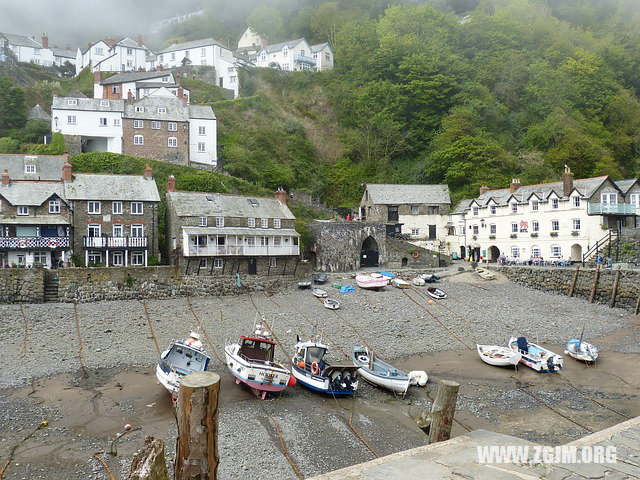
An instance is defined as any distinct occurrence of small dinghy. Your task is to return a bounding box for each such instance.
[324,298,340,310]
[298,281,311,289]
[476,267,495,280]
[565,338,598,363]
[312,288,328,298]
[156,333,211,397]
[313,272,328,285]
[509,337,563,372]
[392,278,411,289]
[355,274,388,290]
[352,347,411,395]
[426,287,446,299]
[412,277,425,287]
[292,337,359,395]
[477,344,522,367]
[225,324,296,399]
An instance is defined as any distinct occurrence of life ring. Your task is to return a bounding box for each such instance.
[48,239,58,248]
[17,240,27,248]
[357,355,369,363]
[310,361,319,375]
[412,251,419,259]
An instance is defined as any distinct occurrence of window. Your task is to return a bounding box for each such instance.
[283,47,289,57]
[17,206,29,216]
[325,53,331,61]
[33,251,47,264]
[198,216,207,227]
[66,99,78,106]
[110,201,122,215]
[411,228,420,236]
[531,246,541,258]
[162,76,169,82]
[531,200,538,211]
[274,219,281,229]
[126,59,133,68]
[201,47,207,57]
[168,137,177,147]
[134,120,143,128]
[112,85,120,94]
[67,115,77,125]
[274,236,282,246]
[630,194,640,207]
[511,202,518,213]
[261,52,266,61]
[511,246,520,258]
[157,108,166,114]
[551,245,562,258]
[230,76,237,84]
[131,202,143,215]
[199,126,206,135]
[573,196,581,208]
[472,207,479,216]
[113,118,121,126]
[601,192,618,204]
[551,197,559,209]
[261,219,269,228]
[135,106,144,113]
[197,142,206,153]
[99,117,107,126]
[573,219,581,231]
[214,258,223,269]
[490,205,496,215]
[532,220,539,232]
[49,200,60,213]
[168,122,177,131]
[159,54,163,62]
[313,52,318,59]
[246,236,256,246]
[87,201,101,214]
[511,223,518,233]
[95,47,103,55]
[88,251,102,265]
[472,225,479,235]
[269,257,277,268]
[131,224,144,237]
[551,220,559,232]
[87,224,101,237]
[131,251,144,265]
[171,52,176,60]
[112,224,123,237]
[126,48,133,55]
[216,217,224,227]
[134,135,144,145]
[151,121,161,129]
[25,164,36,174]
[100,100,110,107]
[490,224,496,234]
[112,251,123,266]
[248,218,256,228]
[427,206,439,215]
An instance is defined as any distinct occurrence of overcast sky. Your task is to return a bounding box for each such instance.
[0,0,202,48]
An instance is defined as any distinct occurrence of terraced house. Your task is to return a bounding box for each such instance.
[165,178,300,274]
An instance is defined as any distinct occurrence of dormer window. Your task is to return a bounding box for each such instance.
[573,196,581,208]
[157,107,167,114]
[283,47,288,56]
[531,200,538,211]
[25,164,36,174]
[100,100,110,107]
[551,198,559,209]
[135,106,144,113]
[511,202,518,213]
[472,207,478,216]
[66,99,78,106]
[490,205,496,215]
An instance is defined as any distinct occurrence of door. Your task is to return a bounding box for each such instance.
[248,258,257,275]
[428,225,436,240]
[387,206,399,222]
[360,236,379,268]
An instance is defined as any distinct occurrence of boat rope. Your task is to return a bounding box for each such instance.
[269,414,304,479]
[73,301,89,379]
[347,394,379,459]
[401,290,472,349]
[19,304,28,358]
[312,296,373,352]
[556,373,631,419]
[618,269,640,292]
[185,294,224,364]
[248,294,292,360]
[423,390,473,433]
[0,460,8,479]
[140,299,161,356]
[0,423,46,480]
[591,368,640,389]
[93,452,116,480]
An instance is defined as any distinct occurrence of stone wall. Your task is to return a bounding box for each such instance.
[386,237,451,269]
[0,268,45,303]
[618,227,640,265]
[493,266,640,312]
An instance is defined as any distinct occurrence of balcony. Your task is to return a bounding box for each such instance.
[0,236,70,249]
[187,244,300,257]
[588,203,637,216]
[293,54,316,66]
[83,236,148,249]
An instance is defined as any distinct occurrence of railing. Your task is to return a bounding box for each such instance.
[187,244,300,257]
[293,54,316,65]
[582,229,618,263]
[0,236,70,249]
[588,203,637,215]
[83,236,148,248]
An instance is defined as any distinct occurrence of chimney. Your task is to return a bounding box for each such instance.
[94,71,102,84]
[137,34,145,47]
[479,184,489,196]
[144,164,153,179]
[127,90,135,101]
[62,160,72,182]
[562,165,574,197]
[177,86,188,105]
[275,187,287,206]
[41,33,49,49]
[509,178,521,193]
[260,36,269,48]
[166,175,176,192]
[1,169,9,186]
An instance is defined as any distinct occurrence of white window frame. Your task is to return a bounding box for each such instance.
[131,202,143,215]
[100,100,110,107]
[168,137,177,148]
[511,246,520,258]
[87,224,101,237]
[411,228,420,236]
[112,224,123,237]
[130,224,144,237]
[248,218,255,228]
[472,206,478,216]
[199,126,206,135]
[197,142,206,153]
[216,217,224,227]
[490,205,496,215]
[551,245,562,258]
[511,223,518,233]
[134,135,144,146]
[157,107,167,114]
[472,225,479,235]
[131,251,144,266]
[601,192,618,204]
[274,218,281,229]
[66,99,78,106]
[511,202,518,213]
[48,199,60,213]
[67,115,77,125]
[551,197,559,209]
[87,201,101,214]
[573,196,581,208]
[168,122,177,131]
[151,121,161,129]
[629,194,640,207]
[25,164,36,174]
[551,220,560,232]
[269,257,277,268]
[17,206,29,216]
[531,200,538,211]
[489,224,496,234]
[214,258,223,269]
[261,218,269,228]
[532,220,539,232]
[410,205,419,215]
[135,106,145,113]
[531,246,541,258]
[199,216,207,227]
[134,120,144,129]
[113,118,121,126]
[112,201,123,214]
[99,117,107,126]
[572,218,581,231]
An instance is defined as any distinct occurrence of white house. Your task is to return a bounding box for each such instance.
[93,71,190,103]
[188,106,217,166]
[156,38,239,98]
[51,47,76,67]
[0,32,54,66]
[311,43,334,70]
[236,27,266,57]
[256,38,315,71]
[75,38,148,75]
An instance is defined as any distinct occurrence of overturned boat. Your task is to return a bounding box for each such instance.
[509,337,563,372]
[324,298,340,310]
[156,333,211,396]
[312,288,328,298]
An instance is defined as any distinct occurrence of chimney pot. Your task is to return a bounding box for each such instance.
[562,165,574,197]
[144,164,153,178]
[275,187,287,206]
[41,34,49,49]
[509,178,521,193]
[62,160,72,182]
[166,175,176,192]
[479,184,489,196]
[1,169,9,186]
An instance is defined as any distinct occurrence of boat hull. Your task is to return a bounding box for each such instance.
[225,345,291,398]
[477,344,522,367]
[156,364,181,395]
[356,275,388,290]
[291,364,357,395]
[509,337,563,372]
[426,288,446,299]
[356,366,409,394]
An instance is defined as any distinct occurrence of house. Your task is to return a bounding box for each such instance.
[165,181,300,274]
[0,34,8,62]
[310,43,334,70]
[93,71,190,104]
[156,38,239,98]
[51,95,217,167]
[453,168,640,263]
[51,47,76,67]
[75,37,149,76]
[255,38,316,71]
[236,27,266,57]
[359,184,452,247]
[0,32,54,66]
[26,104,51,123]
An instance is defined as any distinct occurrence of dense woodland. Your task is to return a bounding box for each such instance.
[4,0,640,207]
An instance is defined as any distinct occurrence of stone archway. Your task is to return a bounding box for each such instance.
[571,244,583,262]
[489,246,500,262]
[360,236,380,267]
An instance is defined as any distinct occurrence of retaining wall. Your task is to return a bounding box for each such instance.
[0,269,45,303]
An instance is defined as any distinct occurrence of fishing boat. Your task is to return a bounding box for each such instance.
[426,287,447,299]
[352,347,411,395]
[298,281,311,289]
[291,337,359,395]
[509,337,563,372]
[565,338,598,363]
[312,288,328,298]
[412,277,426,286]
[225,325,296,400]
[476,267,495,280]
[313,272,328,284]
[324,298,340,310]
[392,278,411,289]
[355,274,389,290]
[477,344,522,367]
[156,333,211,397]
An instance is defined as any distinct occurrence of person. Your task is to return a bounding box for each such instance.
[597,254,603,266]
[607,256,612,269]
[185,332,203,350]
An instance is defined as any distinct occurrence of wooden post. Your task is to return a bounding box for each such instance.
[175,372,220,480]
[610,268,621,308]
[428,379,460,444]
[634,292,640,316]
[568,265,580,297]
[128,436,169,480]
[589,265,600,304]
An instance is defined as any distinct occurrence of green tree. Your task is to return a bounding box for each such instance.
[0,77,27,132]
[248,6,286,42]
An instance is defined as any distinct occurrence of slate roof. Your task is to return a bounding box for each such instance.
[0,215,69,225]
[365,184,451,205]
[262,38,306,54]
[117,38,142,49]
[615,178,638,194]
[1,32,42,49]
[311,43,331,52]
[50,47,75,59]
[0,182,65,206]
[136,82,180,89]
[189,105,216,120]
[64,174,160,202]
[125,97,187,122]
[452,199,473,215]
[0,155,66,181]
[101,71,172,85]
[183,226,299,237]
[168,192,295,220]
[159,38,228,54]
[26,104,51,121]
[52,97,124,112]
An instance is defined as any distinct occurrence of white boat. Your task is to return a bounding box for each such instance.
[392,279,411,289]
[312,288,328,298]
[156,333,211,396]
[412,277,426,286]
[509,337,563,372]
[324,298,340,310]
[426,287,446,299]
[565,338,598,363]
[225,325,296,400]
[352,347,411,395]
[355,274,388,290]
[476,267,495,280]
[298,281,311,289]
[477,344,522,367]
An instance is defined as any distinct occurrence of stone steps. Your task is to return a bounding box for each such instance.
[43,275,59,302]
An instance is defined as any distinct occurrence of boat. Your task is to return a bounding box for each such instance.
[426,287,447,299]
[352,347,411,395]
[156,333,211,397]
[412,277,426,287]
[291,337,359,395]
[476,267,495,280]
[477,344,522,367]
[324,298,340,310]
[225,325,296,399]
[298,281,311,289]
[509,337,563,372]
[392,278,411,289]
[313,272,328,285]
[355,274,389,290]
[380,271,395,279]
[420,274,436,283]
[565,338,598,363]
[312,288,328,298]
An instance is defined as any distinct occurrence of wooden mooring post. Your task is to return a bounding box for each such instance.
[589,265,600,304]
[175,371,220,480]
[568,265,580,297]
[610,268,622,308]
[416,380,460,444]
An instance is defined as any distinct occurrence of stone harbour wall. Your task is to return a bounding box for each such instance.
[618,227,640,265]
[0,269,45,303]
[493,266,640,313]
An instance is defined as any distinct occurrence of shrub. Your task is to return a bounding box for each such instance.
[0,137,20,153]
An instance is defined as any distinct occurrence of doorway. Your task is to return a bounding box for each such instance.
[360,236,380,268]
[248,258,257,275]
[571,244,583,263]
[489,246,500,262]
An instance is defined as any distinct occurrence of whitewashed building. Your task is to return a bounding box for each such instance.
[236,27,266,57]
[311,43,334,70]
[93,71,190,103]
[0,32,54,66]
[255,38,334,71]
[75,38,148,75]
[51,47,76,67]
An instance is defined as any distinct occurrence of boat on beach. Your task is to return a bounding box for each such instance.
[324,298,340,310]
[565,338,598,363]
[313,272,328,285]
[356,274,389,290]
[298,281,311,289]
[156,333,211,397]
[476,267,495,280]
[412,277,426,286]
[312,288,328,298]
[352,347,411,395]
[509,336,563,372]
[477,344,522,367]
[426,287,447,299]
[392,278,411,289]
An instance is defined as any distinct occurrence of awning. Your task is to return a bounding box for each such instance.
[182,227,299,237]
[0,216,71,225]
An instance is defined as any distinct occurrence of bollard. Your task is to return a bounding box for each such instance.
[428,379,460,444]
